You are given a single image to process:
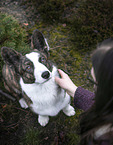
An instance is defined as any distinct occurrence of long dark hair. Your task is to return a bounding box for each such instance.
[79,38,113,145]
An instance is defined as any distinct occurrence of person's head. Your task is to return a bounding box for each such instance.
[92,38,113,78]
[91,38,113,113]
[79,38,113,145]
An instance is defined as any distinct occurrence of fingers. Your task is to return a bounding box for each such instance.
[56,69,69,85]
[55,69,69,89]
[58,69,68,79]
[55,76,61,84]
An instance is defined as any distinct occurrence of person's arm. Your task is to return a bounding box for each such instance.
[74,86,95,111]
[55,69,95,111]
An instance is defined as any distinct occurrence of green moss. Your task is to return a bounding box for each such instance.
[62,109,82,145]
[67,133,80,145]
[30,0,77,23]
[21,128,41,145]
[69,0,113,51]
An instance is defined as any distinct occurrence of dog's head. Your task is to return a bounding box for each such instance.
[1,30,54,84]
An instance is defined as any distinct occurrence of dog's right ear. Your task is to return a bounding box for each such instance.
[31,29,50,56]
[1,47,22,67]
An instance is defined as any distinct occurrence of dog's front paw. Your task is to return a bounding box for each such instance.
[19,98,28,109]
[38,115,49,127]
[63,104,75,116]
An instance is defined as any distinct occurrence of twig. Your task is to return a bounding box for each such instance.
[49,46,61,50]
[14,107,29,113]
[62,69,78,76]
[6,122,19,129]
[0,89,16,101]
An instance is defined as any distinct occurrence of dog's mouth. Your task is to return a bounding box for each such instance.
[35,77,52,84]
[42,77,52,84]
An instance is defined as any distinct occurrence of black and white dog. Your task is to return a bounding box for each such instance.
[1,29,75,126]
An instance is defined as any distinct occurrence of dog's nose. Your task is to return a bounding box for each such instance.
[41,71,50,79]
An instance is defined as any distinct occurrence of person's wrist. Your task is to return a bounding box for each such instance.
[67,85,77,97]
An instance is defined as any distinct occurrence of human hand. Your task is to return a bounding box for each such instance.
[55,69,77,97]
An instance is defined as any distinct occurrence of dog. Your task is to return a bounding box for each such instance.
[1,29,75,126]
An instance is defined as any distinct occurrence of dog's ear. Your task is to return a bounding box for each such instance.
[1,47,22,67]
[31,29,50,56]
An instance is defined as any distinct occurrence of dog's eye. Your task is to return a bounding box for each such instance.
[40,57,46,63]
[26,66,31,71]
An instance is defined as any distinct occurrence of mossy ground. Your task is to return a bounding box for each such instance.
[0,0,113,144]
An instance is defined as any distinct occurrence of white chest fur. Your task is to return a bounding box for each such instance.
[20,77,70,116]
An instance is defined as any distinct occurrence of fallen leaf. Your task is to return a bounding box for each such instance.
[23,23,29,26]
[2,104,7,108]
[62,23,66,27]
[44,137,48,140]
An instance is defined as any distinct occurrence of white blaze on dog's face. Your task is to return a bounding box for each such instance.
[26,52,53,84]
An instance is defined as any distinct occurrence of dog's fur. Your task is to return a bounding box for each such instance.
[1,29,75,126]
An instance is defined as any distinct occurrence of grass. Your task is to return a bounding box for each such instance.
[21,128,41,145]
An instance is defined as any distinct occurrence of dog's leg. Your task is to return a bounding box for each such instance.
[19,98,28,109]
[63,104,75,116]
[38,115,49,126]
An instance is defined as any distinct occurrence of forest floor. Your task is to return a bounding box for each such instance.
[0,0,93,145]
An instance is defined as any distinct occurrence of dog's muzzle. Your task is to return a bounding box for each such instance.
[41,71,50,79]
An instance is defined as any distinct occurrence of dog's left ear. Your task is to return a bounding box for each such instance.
[1,47,22,68]
[31,29,50,56]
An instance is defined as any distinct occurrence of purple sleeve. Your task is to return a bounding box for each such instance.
[74,86,95,111]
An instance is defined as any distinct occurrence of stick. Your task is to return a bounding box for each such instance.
[0,89,16,101]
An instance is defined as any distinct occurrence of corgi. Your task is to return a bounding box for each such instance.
[1,29,75,126]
